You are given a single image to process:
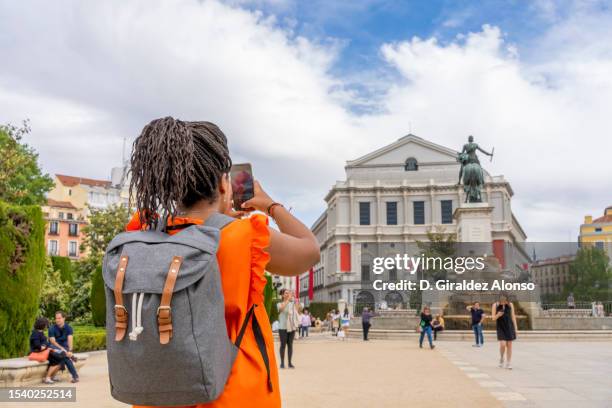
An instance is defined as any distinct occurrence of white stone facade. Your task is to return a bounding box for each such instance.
[302,134,528,308]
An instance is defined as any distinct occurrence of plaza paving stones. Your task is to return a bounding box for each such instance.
[1,335,608,408]
[437,340,612,408]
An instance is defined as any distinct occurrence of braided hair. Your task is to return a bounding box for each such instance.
[129,117,232,227]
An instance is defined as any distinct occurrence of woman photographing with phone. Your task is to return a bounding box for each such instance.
[492,294,518,370]
[128,117,320,408]
[277,289,299,368]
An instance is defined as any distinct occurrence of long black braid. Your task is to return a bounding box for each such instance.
[129,117,232,227]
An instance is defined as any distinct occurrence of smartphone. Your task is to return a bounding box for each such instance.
[230,163,254,211]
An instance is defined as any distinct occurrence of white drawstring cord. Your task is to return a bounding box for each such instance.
[129,292,144,341]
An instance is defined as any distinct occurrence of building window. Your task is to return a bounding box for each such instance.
[386,201,398,225]
[48,240,58,256]
[69,223,78,236]
[404,157,418,171]
[359,202,370,225]
[67,213,73,220]
[58,212,64,219]
[595,227,602,232]
[49,221,59,235]
[413,201,425,225]
[68,189,72,196]
[441,200,453,224]
[69,241,78,257]
[595,241,604,250]
[361,265,370,282]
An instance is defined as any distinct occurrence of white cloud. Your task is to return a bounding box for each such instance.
[0,0,610,241]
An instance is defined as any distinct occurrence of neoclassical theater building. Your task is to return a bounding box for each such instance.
[297,134,528,309]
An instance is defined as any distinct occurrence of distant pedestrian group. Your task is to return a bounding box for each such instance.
[417,296,518,370]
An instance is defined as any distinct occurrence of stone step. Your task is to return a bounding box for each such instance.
[350,329,612,341]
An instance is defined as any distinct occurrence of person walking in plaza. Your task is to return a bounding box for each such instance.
[126,117,320,407]
[567,292,576,309]
[596,301,605,317]
[324,310,332,333]
[432,314,445,341]
[492,294,518,369]
[467,302,485,347]
[29,317,66,384]
[299,308,311,338]
[48,311,79,383]
[418,306,435,349]
[278,289,299,368]
[361,307,373,341]
[339,307,351,341]
[331,309,340,336]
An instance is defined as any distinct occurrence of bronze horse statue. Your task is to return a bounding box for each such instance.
[457,136,493,203]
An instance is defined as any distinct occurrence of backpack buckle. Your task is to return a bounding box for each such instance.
[157,306,171,316]
[114,304,128,317]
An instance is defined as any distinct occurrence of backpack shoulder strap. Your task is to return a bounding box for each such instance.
[235,304,273,392]
[204,212,235,230]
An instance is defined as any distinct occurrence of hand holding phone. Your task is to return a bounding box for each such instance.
[230,163,255,211]
[240,180,275,213]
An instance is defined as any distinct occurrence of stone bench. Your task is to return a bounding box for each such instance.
[0,353,89,387]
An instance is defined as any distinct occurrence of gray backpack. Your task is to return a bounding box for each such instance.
[102,213,272,406]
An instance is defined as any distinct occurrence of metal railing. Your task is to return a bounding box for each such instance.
[540,301,611,316]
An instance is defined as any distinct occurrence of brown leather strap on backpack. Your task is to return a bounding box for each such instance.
[113,255,129,341]
[157,256,183,345]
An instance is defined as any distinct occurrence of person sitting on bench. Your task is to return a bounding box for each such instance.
[48,311,79,383]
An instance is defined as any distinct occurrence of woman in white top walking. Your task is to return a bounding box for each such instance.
[339,308,351,341]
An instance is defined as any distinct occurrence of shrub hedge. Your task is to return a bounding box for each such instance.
[0,202,46,358]
[90,265,106,327]
[306,302,337,320]
[51,256,74,284]
[72,325,106,352]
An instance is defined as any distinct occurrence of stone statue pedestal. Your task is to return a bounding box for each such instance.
[453,202,494,244]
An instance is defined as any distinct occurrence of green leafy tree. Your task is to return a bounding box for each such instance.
[81,204,130,258]
[565,246,612,300]
[51,256,74,284]
[416,228,457,281]
[90,265,106,327]
[0,203,46,358]
[68,257,98,323]
[71,204,130,324]
[39,256,71,319]
[263,274,276,319]
[0,121,53,205]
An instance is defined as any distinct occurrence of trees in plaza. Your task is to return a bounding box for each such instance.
[51,255,75,284]
[565,246,612,300]
[0,123,53,357]
[80,204,131,258]
[0,121,53,206]
[68,205,131,324]
[0,203,46,358]
[39,256,71,319]
[416,229,457,281]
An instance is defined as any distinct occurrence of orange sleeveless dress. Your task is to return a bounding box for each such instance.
[128,213,281,408]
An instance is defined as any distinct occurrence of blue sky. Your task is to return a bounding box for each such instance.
[238,1,559,77]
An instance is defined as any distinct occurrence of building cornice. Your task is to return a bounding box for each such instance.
[324,181,514,202]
